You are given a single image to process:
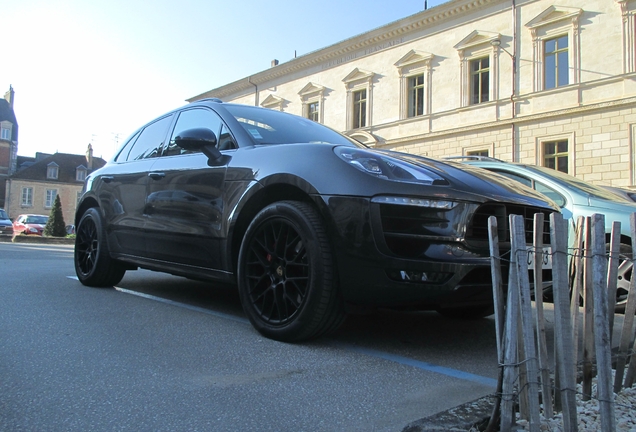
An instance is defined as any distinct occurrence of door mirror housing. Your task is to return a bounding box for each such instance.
[174,128,224,163]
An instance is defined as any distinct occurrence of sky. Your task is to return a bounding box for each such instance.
[2,0,449,161]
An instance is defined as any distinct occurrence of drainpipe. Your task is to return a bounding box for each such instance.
[248,77,258,106]
[511,0,517,162]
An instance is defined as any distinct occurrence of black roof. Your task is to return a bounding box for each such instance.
[0,99,18,141]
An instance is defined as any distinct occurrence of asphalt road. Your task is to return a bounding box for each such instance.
[0,242,500,431]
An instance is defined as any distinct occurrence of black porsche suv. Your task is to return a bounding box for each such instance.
[74,99,557,341]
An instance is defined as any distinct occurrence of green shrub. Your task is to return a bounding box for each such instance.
[43,195,67,237]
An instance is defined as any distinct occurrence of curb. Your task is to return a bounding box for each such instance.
[0,235,75,245]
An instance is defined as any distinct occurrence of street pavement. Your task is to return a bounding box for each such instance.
[0,242,499,431]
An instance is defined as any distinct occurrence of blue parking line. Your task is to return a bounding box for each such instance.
[92,280,497,387]
[340,344,498,388]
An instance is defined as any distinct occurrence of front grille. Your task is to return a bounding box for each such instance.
[465,203,552,247]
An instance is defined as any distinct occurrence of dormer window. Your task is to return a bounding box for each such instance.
[47,163,59,180]
[0,126,10,140]
[76,165,87,182]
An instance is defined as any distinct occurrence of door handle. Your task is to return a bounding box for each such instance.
[101,175,114,183]
[148,172,166,180]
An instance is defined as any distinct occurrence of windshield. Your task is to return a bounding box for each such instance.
[527,165,633,203]
[25,216,48,224]
[0,209,8,220]
[224,104,359,146]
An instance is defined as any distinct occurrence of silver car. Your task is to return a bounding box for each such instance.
[456,158,636,310]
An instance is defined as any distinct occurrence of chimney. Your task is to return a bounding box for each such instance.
[4,85,15,109]
[86,143,93,170]
[271,59,279,67]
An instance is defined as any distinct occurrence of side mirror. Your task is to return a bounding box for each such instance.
[174,128,223,162]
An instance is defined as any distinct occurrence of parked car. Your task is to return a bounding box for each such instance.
[74,99,557,341]
[0,209,13,236]
[13,214,49,236]
[602,185,636,202]
[456,158,636,310]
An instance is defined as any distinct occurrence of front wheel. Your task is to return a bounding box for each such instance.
[237,201,345,342]
[74,208,126,287]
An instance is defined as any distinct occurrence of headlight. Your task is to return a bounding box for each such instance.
[371,195,457,210]
[28,227,38,233]
[335,147,447,185]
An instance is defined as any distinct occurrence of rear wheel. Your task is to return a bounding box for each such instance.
[237,201,345,342]
[74,208,126,287]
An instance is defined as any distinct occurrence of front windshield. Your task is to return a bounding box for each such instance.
[0,209,8,220]
[25,216,48,224]
[528,165,633,203]
[224,104,359,146]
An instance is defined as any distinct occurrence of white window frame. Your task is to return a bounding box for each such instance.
[298,82,325,123]
[76,166,87,182]
[525,6,582,92]
[343,68,375,130]
[21,187,33,207]
[394,50,434,119]
[47,163,59,180]
[0,126,10,140]
[45,189,58,208]
[535,132,576,175]
[454,31,500,108]
[616,0,636,73]
[463,143,495,158]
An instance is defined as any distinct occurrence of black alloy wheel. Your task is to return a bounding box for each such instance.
[238,201,345,342]
[74,207,126,287]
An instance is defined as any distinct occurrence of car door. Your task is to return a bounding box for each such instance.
[143,107,235,269]
[96,114,173,256]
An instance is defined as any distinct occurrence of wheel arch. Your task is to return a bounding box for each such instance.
[228,182,328,274]
[75,196,100,226]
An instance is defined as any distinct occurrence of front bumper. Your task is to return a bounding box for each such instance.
[320,195,552,309]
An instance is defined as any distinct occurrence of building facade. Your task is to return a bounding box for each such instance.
[4,145,105,224]
[0,86,19,208]
[191,0,636,188]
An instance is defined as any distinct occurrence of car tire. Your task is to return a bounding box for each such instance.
[74,207,126,287]
[237,201,345,342]
[436,305,494,320]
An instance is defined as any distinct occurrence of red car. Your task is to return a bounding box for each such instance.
[13,214,49,236]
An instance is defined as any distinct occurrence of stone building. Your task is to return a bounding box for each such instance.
[0,86,19,208]
[190,0,636,188]
[4,145,105,223]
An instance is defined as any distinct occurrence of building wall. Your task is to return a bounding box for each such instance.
[192,0,636,188]
[5,179,82,224]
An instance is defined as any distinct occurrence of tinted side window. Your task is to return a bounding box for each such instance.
[114,130,141,162]
[125,115,173,161]
[534,182,567,208]
[165,108,228,156]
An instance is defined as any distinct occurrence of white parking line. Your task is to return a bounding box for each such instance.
[102,282,497,387]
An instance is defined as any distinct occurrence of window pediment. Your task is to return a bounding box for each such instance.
[394,50,434,69]
[298,82,325,98]
[454,30,500,52]
[525,6,582,30]
[342,68,375,86]
[260,94,286,110]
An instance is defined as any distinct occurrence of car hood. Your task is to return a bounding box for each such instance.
[0,219,11,227]
[376,150,560,210]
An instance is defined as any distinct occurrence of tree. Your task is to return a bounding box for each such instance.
[43,194,67,237]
